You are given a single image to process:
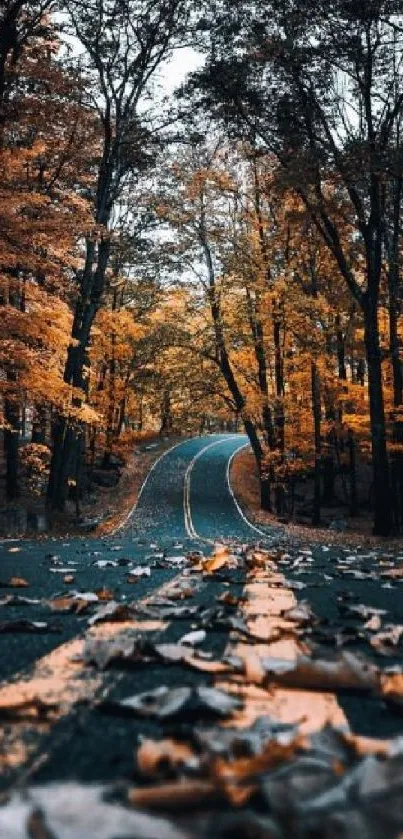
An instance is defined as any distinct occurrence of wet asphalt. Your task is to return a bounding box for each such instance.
[0,433,403,790]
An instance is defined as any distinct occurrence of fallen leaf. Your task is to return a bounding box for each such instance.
[218,591,239,606]
[95,588,115,601]
[202,546,237,574]
[129,779,217,810]
[179,629,206,646]
[380,673,403,709]
[0,577,30,588]
[92,560,118,568]
[88,601,133,626]
[381,567,403,579]
[47,596,88,615]
[136,737,196,777]
[364,614,382,632]
[63,574,75,584]
[370,625,403,654]
[0,595,40,606]
[213,734,306,806]
[127,567,151,580]
[281,601,316,624]
[261,651,379,692]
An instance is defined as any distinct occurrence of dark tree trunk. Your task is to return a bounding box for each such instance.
[4,388,20,501]
[47,238,111,510]
[348,429,358,517]
[31,405,47,445]
[160,389,173,435]
[363,303,392,536]
[311,362,321,527]
[102,305,117,467]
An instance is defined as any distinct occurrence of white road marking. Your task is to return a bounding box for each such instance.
[226,443,273,539]
[183,437,240,542]
[184,436,272,543]
[115,435,230,534]
[114,437,192,533]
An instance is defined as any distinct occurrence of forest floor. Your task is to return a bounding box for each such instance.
[231,448,403,550]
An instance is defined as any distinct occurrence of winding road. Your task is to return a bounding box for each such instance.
[0,433,403,794]
[128,434,270,542]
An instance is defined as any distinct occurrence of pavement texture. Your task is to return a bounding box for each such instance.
[0,434,403,838]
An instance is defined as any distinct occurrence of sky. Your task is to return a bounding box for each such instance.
[161,47,204,93]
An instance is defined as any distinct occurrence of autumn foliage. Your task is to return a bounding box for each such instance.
[1,1,403,536]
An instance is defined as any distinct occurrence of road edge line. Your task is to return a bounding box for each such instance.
[113,437,193,534]
[226,444,273,540]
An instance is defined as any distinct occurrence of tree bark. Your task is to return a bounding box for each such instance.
[311,361,321,526]
[4,385,20,501]
[363,302,392,535]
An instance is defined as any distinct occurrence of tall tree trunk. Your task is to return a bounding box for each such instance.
[273,310,285,514]
[348,429,358,517]
[47,237,111,510]
[201,213,271,510]
[103,297,117,467]
[363,301,392,536]
[386,176,403,531]
[31,404,47,445]
[4,378,20,501]
[311,361,321,527]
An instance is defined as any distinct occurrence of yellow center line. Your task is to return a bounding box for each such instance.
[0,574,183,776]
[217,561,349,733]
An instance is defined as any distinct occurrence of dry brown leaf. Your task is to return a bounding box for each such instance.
[218,591,239,606]
[212,735,306,807]
[185,655,234,674]
[380,673,403,702]
[370,625,403,654]
[262,652,379,692]
[129,780,217,810]
[47,596,76,613]
[8,577,29,588]
[245,551,269,570]
[88,601,133,626]
[164,584,195,600]
[63,574,75,585]
[381,567,403,579]
[137,738,195,777]
[47,596,89,614]
[341,732,391,758]
[202,545,238,575]
[95,588,115,601]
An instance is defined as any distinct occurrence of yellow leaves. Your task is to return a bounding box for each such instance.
[200,545,239,575]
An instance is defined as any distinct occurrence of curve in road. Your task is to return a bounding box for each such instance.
[128,434,272,544]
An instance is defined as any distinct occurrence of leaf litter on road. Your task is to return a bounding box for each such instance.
[98,685,242,721]
[5,541,403,837]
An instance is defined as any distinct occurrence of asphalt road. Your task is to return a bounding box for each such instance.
[1,433,403,794]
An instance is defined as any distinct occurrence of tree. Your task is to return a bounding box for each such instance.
[193,0,403,534]
[0,7,93,500]
[47,0,192,510]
